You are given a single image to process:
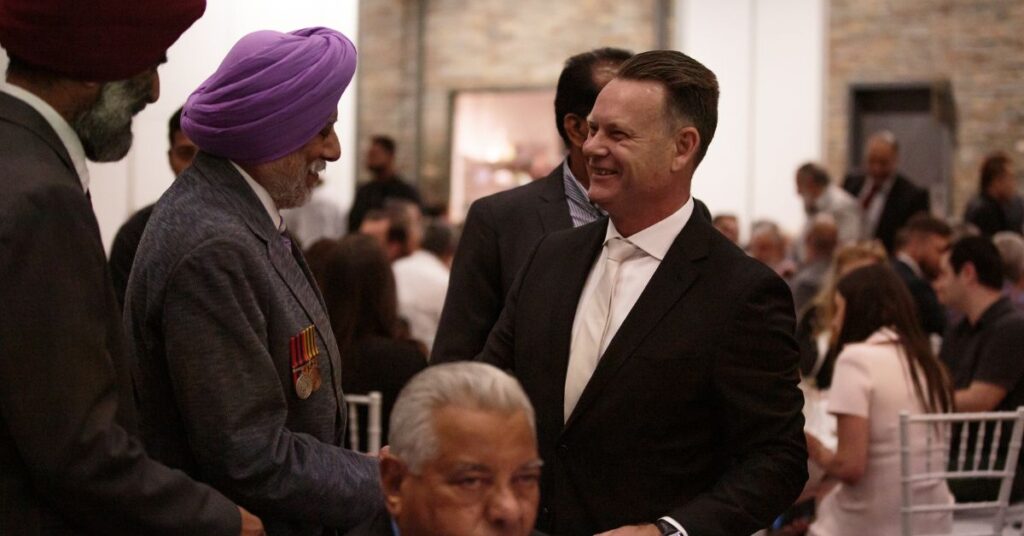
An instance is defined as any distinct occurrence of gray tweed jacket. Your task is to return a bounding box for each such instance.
[125,152,383,535]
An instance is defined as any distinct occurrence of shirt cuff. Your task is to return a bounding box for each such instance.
[659,516,689,536]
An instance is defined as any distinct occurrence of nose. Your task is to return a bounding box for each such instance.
[485,482,523,526]
[582,130,605,160]
[323,128,341,162]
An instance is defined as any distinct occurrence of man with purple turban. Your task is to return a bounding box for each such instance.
[0,1,264,535]
[124,27,383,535]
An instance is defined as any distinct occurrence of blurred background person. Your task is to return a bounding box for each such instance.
[843,131,929,252]
[796,162,861,248]
[797,241,888,389]
[318,234,426,450]
[993,231,1024,310]
[935,236,1024,502]
[713,213,740,244]
[348,135,422,232]
[964,151,1023,237]
[748,219,796,279]
[791,214,839,314]
[109,106,197,309]
[393,219,454,356]
[806,264,953,536]
[891,214,952,336]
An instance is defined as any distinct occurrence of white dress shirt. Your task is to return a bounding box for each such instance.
[570,197,695,358]
[857,174,896,239]
[814,184,863,245]
[2,82,91,193]
[393,250,450,355]
[230,162,282,230]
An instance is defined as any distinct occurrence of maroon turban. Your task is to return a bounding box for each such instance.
[0,0,206,81]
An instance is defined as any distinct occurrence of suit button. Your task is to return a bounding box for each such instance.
[558,443,569,456]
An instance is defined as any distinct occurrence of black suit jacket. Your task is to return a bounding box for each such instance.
[0,93,238,534]
[433,164,713,363]
[843,172,930,251]
[892,259,946,335]
[478,213,807,536]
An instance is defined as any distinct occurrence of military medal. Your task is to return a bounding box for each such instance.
[295,370,314,399]
[289,325,322,399]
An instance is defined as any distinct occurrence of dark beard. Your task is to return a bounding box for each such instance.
[72,76,151,162]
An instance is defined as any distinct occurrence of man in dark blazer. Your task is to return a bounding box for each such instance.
[0,1,262,534]
[125,28,381,535]
[434,47,711,363]
[892,215,953,335]
[478,51,806,536]
[843,131,930,252]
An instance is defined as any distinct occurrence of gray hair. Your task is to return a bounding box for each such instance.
[389,362,536,472]
[994,231,1024,283]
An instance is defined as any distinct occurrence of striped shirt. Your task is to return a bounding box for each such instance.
[562,159,605,227]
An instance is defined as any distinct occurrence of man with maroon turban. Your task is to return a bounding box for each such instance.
[124,27,383,535]
[0,1,264,535]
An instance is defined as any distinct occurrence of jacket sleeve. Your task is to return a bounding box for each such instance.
[432,199,504,363]
[161,238,382,531]
[667,273,808,535]
[0,186,240,535]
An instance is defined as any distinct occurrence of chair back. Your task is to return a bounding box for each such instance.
[346,391,383,454]
[899,407,1024,536]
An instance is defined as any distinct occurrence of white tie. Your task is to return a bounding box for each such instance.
[564,237,641,422]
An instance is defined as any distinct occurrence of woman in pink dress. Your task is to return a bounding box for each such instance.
[807,264,954,536]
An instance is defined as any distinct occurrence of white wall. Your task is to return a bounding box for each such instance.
[1,1,359,252]
[675,0,826,241]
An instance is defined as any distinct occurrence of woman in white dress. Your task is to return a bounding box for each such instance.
[807,264,954,536]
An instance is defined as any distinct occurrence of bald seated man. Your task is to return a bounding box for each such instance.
[347,362,545,536]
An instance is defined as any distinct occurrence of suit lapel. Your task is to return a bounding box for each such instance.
[193,154,342,373]
[536,165,573,233]
[563,214,712,432]
[548,220,607,415]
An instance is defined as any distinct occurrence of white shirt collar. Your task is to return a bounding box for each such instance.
[2,82,91,193]
[896,251,923,278]
[605,197,695,261]
[230,161,282,230]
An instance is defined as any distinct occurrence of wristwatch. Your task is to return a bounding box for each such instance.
[655,519,684,536]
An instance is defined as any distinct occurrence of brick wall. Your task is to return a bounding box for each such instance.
[357,0,666,207]
[828,0,1024,216]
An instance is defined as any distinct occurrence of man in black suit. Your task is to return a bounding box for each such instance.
[0,1,261,534]
[348,135,422,232]
[432,48,632,363]
[478,50,806,536]
[843,130,930,252]
[892,215,953,335]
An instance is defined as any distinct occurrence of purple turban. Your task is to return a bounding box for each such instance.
[181,27,357,164]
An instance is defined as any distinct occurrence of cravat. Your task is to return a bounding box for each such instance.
[564,237,641,422]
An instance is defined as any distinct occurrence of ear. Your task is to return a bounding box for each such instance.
[562,113,589,149]
[670,126,701,173]
[962,262,979,285]
[379,452,408,517]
